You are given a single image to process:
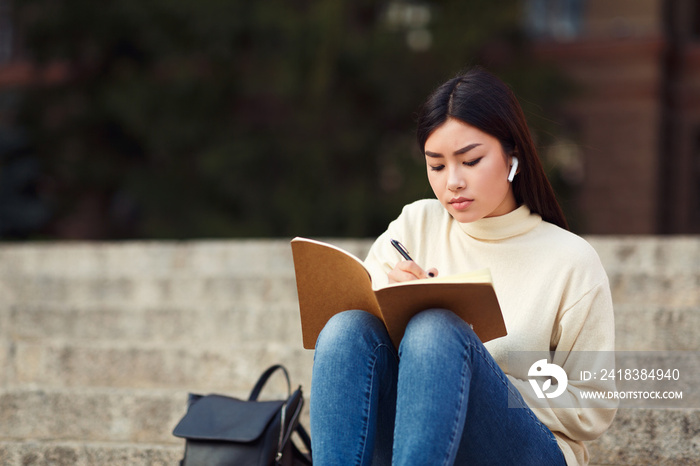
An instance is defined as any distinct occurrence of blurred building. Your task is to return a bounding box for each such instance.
[1,1,700,235]
[528,0,700,234]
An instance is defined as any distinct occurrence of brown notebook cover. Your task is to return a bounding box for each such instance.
[291,237,507,349]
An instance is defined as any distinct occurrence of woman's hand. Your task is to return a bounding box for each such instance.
[388,261,439,284]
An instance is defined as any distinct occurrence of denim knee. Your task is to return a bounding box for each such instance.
[315,310,393,355]
[399,309,477,357]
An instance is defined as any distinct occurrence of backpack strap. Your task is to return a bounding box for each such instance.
[248,365,291,401]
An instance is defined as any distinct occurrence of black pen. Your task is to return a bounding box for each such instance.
[390,239,435,277]
[390,238,413,261]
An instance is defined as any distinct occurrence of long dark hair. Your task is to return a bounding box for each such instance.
[416,68,568,230]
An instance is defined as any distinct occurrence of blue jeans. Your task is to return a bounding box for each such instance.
[310,309,566,465]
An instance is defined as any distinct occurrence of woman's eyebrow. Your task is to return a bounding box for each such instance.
[425,143,482,158]
[454,143,482,155]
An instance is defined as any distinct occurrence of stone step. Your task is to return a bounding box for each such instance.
[1,265,697,311]
[1,238,698,278]
[607,271,700,308]
[0,275,300,309]
[0,240,297,278]
[3,301,698,352]
[4,302,303,344]
[0,441,183,466]
[587,408,700,465]
[0,240,370,279]
[614,304,700,351]
[6,328,697,392]
[587,236,700,274]
[0,385,310,445]
[1,238,698,279]
[0,388,187,445]
[1,390,698,466]
[4,340,315,392]
[0,316,694,398]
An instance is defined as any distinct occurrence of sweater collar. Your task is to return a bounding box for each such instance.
[458,205,541,240]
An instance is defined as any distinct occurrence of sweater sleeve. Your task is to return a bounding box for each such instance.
[362,200,436,290]
[507,278,618,442]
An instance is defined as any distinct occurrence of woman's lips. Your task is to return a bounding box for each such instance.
[449,197,473,210]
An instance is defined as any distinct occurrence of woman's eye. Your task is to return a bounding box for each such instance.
[429,165,444,172]
[464,157,482,167]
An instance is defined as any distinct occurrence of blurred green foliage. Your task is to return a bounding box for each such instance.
[10,0,572,239]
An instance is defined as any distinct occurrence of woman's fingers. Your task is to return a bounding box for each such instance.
[388,261,438,283]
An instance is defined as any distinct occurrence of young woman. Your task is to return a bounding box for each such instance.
[309,68,616,465]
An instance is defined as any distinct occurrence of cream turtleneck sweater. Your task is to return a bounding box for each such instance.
[363,199,616,466]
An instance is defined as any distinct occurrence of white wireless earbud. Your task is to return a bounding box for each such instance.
[507,156,519,182]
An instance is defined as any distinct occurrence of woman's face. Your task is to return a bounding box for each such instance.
[424,118,517,223]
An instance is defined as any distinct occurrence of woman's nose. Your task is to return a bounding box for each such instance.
[447,168,466,191]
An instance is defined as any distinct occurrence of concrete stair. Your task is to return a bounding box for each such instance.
[0,237,698,465]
